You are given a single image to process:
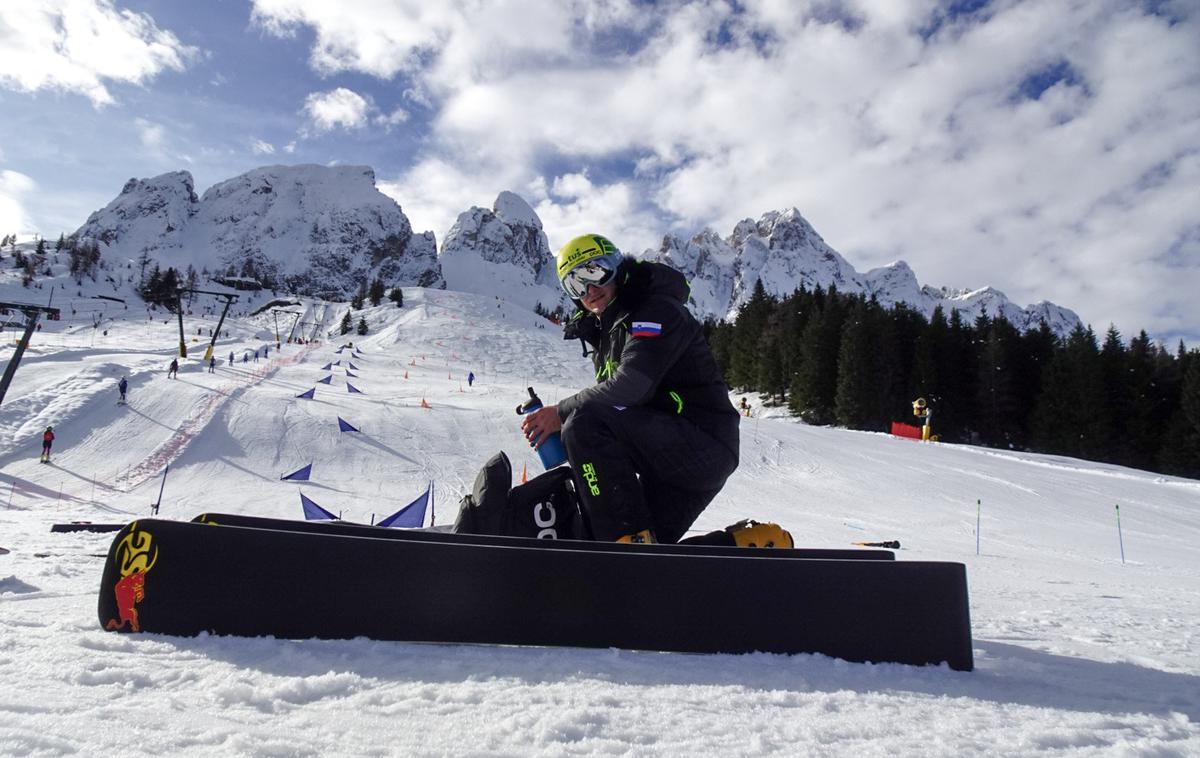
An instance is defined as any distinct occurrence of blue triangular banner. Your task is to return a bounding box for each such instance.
[281,463,312,481]
[317,375,333,384]
[348,362,359,370]
[300,492,336,520]
[321,362,332,371]
[345,370,357,378]
[347,382,363,394]
[336,347,345,354]
[296,387,315,400]
[337,417,359,432]
[332,360,341,366]
[377,483,432,528]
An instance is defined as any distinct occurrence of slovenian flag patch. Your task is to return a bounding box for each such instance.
[631,321,663,338]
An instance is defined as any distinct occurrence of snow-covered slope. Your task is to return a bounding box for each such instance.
[70,165,443,299]
[0,267,1197,755]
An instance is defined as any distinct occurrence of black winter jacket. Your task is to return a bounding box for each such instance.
[557,258,740,458]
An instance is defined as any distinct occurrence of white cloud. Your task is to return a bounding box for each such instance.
[373,107,409,129]
[303,87,371,132]
[224,2,1200,340]
[0,170,37,236]
[0,0,199,106]
[135,117,166,151]
[251,139,276,155]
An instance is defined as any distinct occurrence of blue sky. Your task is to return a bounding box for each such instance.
[1,0,1197,345]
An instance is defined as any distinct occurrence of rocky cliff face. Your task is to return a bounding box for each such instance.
[648,208,1081,334]
[71,165,442,299]
[439,191,567,313]
[69,165,1080,334]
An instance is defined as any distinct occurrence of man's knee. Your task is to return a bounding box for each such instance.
[561,402,620,450]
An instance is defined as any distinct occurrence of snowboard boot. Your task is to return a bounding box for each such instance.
[616,528,656,544]
[725,519,793,548]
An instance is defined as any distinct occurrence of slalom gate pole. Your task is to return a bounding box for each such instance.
[152,465,169,516]
[1116,504,1126,565]
[976,499,981,556]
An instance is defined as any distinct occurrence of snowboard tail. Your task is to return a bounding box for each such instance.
[98,518,973,671]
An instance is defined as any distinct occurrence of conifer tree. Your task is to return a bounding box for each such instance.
[1124,331,1167,470]
[388,287,404,307]
[834,299,882,428]
[357,316,368,335]
[368,277,385,307]
[789,287,844,424]
[339,311,352,335]
[727,279,774,390]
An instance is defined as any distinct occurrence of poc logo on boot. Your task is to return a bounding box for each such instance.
[534,500,558,539]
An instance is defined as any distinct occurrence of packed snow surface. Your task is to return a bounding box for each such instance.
[1,282,1198,756]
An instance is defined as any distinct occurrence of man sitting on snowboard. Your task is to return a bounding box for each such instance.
[521,233,786,547]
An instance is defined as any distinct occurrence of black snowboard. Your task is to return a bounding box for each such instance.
[192,511,895,561]
[98,517,973,671]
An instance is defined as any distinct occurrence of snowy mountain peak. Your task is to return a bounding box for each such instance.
[439,192,567,313]
[493,190,541,229]
[72,164,442,299]
[647,209,1081,336]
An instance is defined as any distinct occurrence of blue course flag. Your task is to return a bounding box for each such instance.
[377,483,432,528]
[300,492,336,520]
[337,417,359,432]
[296,387,316,400]
[348,362,359,370]
[321,362,332,371]
[332,360,341,366]
[345,370,357,378]
[346,382,363,394]
[281,463,313,481]
[317,375,333,384]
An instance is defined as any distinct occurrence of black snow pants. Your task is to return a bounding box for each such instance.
[560,401,738,543]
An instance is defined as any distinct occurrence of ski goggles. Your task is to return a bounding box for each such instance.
[561,259,618,299]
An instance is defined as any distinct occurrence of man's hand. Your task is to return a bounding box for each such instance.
[521,405,562,448]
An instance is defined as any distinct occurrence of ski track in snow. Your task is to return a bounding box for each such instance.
[1,282,1198,756]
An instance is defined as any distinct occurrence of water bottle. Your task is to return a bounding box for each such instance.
[516,387,568,470]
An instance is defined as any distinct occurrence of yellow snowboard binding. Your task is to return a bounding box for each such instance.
[725,519,793,549]
[616,528,656,544]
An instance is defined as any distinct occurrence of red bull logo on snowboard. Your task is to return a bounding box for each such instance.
[104,523,159,633]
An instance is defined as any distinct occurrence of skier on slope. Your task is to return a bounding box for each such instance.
[167,358,178,379]
[40,426,54,463]
[520,234,788,546]
[118,377,128,403]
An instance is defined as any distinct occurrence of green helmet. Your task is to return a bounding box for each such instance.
[556,234,622,298]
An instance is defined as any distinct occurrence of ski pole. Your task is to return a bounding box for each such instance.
[852,540,901,549]
[1116,504,1125,565]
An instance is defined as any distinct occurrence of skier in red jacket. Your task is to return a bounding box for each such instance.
[40,426,54,463]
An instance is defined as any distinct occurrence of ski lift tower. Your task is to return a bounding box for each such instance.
[176,288,240,362]
[0,301,61,407]
[271,309,302,349]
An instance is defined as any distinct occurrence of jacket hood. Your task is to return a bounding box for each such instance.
[612,257,690,310]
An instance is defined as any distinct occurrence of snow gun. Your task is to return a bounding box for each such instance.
[516,387,568,470]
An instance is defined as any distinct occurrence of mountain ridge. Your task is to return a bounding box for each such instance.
[69,164,1080,334]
